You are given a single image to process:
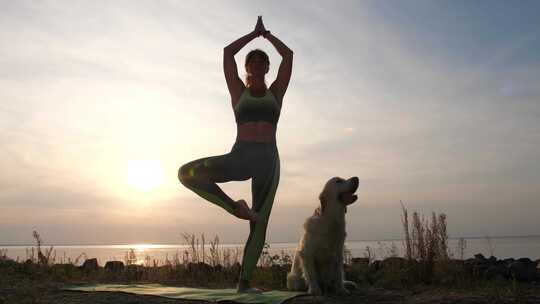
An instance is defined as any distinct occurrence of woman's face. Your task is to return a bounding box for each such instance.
[246,54,269,76]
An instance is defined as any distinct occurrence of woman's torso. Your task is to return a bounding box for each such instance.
[234,87,281,143]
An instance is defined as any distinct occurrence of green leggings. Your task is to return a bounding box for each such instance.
[178,140,280,281]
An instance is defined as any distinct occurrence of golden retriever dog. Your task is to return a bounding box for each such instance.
[287,176,359,296]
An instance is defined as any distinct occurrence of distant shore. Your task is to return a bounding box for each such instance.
[3,234,540,247]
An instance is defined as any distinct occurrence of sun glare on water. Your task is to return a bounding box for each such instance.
[126,159,165,191]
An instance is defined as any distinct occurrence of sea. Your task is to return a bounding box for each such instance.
[1,236,539,266]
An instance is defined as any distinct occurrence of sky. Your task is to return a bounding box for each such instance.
[1,0,539,245]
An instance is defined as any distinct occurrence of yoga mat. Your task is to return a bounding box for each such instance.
[65,284,308,304]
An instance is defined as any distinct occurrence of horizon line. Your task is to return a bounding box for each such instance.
[1,234,539,247]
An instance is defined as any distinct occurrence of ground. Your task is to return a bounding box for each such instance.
[3,285,540,304]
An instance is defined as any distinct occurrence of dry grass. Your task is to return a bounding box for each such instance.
[401,202,450,261]
[399,201,451,284]
[180,233,241,268]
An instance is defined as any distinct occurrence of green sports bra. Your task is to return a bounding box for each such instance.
[234,88,281,125]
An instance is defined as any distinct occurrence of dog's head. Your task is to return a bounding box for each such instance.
[317,176,359,216]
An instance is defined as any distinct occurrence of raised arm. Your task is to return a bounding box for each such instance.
[265,31,293,106]
[223,17,266,106]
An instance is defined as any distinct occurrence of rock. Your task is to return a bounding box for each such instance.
[508,260,537,282]
[474,253,486,260]
[503,258,515,264]
[351,257,370,268]
[495,259,507,267]
[464,255,490,277]
[381,257,408,271]
[484,265,507,280]
[104,261,125,272]
[536,260,540,281]
[81,258,99,272]
[518,257,533,264]
[0,258,17,268]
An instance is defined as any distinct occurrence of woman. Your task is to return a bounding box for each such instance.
[178,16,293,293]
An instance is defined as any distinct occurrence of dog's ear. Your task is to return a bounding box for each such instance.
[318,191,327,216]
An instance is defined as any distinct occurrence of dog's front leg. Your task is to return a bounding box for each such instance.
[335,251,357,295]
[301,252,322,296]
[329,255,349,295]
[335,246,356,295]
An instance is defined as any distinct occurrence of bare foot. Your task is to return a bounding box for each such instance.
[233,199,259,222]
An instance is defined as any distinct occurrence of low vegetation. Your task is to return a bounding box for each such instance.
[1,203,539,303]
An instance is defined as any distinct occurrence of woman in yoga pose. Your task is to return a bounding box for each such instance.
[178,16,293,293]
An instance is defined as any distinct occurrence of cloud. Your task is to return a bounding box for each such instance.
[1,1,540,243]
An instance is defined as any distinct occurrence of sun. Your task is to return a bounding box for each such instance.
[126,159,165,191]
